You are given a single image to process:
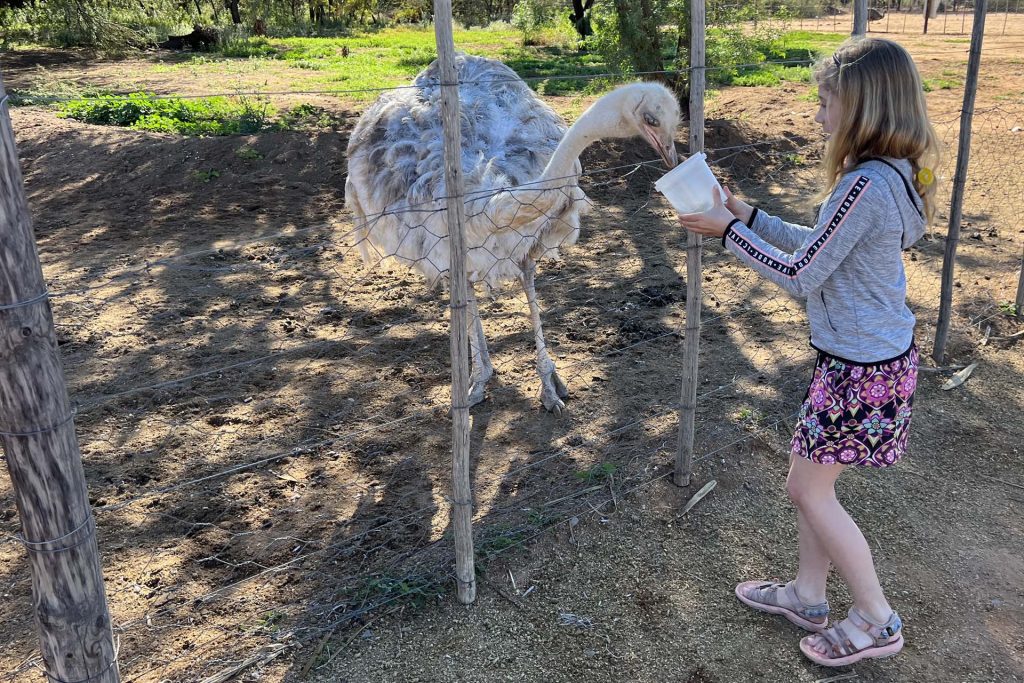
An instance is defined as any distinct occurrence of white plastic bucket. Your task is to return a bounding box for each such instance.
[654,152,724,214]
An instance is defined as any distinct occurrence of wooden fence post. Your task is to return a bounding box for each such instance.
[933,0,986,364]
[853,0,868,35]
[0,79,120,680]
[1015,243,1023,320]
[675,0,705,487]
[432,0,476,604]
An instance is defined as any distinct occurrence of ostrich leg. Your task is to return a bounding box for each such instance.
[466,286,493,406]
[521,260,569,413]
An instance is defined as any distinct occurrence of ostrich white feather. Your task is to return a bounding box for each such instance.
[346,53,590,290]
[344,53,680,411]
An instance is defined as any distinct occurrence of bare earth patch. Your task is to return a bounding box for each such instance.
[0,21,1021,682]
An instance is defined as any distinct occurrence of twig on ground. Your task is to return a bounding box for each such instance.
[991,329,1024,342]
[200,644,288,683]
[814,673,858,683]
[982,475,1024,491]
[494,585,527,610]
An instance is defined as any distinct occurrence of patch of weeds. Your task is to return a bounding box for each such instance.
[251,610,286,634]
[923,78,959,92]
[355,574,443,609]
[731,70,781,87]
[998,300,1018,317]
[799,86,820,102]
[476,527,530,561]
[220,36,278,58]
[192,169,220,183]
[8,77,113,106]
[782,152,807,166]
[576,461,617,483]
[737,406,765,428]
[291,59,329,70]
[395,46,436,67]
[235,146,264,161]
[280,44,335,60]
[526,508,552,527]
[58,92,274,136]
[278,103,346,130]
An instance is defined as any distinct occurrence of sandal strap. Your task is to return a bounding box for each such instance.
[747,581,830,620]
[783,582,830,618]
[848,608,903,646]
[820,621,859,657]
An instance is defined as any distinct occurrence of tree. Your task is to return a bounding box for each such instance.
[611,0,665,79]
[226,0,241,23]
[568,0,594,40]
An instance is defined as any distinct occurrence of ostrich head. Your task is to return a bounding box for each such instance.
[592,82,681,168]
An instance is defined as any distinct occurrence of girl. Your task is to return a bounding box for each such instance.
[677,37,939,666]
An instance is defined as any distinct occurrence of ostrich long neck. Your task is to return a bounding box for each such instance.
[537,107,610,188]
[479,101,622,230]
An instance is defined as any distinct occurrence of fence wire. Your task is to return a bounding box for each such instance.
[1,31,1022,683]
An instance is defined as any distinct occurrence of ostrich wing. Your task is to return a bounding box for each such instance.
[346,54,567,212]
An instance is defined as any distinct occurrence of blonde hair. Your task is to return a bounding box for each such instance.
[813,38,941,223]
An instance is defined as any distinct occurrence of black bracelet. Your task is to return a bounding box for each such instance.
[748,206,760,226]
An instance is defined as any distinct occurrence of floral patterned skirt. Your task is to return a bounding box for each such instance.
[791,344,919,468]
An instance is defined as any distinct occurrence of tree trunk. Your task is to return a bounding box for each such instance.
[613,0,666,81]
[226,0,241,24]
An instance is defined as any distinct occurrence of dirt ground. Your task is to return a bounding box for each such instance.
[0,20,1022,683]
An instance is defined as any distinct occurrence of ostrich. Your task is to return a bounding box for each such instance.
[345,54,680,413]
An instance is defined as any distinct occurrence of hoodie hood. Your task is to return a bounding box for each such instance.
[858,157,926,249]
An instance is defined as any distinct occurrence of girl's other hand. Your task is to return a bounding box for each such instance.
[722,185,754,224]
[677,188,734,238]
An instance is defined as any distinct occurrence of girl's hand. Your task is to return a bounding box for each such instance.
[677,188,734,238]
[722,185,754,225]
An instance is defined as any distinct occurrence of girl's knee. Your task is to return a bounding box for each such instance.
[786,473,834,509]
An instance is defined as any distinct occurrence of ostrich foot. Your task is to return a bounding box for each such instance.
[468,378,489,407]
[539,369,570,413]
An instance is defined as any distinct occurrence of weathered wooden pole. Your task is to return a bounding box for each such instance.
[923,0,939,32]
[933,0,986,364]
[853,0,869,35]
[675,0,705,487]
[0,79,119,680]
[432,0,476,604]
[1015,243,1023,320]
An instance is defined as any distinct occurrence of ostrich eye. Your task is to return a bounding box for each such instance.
[643,113,660,127]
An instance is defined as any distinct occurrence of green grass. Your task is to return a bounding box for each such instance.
[923,77,960,92]
[709,29,844,87]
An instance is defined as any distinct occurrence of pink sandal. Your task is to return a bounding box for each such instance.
[735,580,830,633]
[800,608,904,666]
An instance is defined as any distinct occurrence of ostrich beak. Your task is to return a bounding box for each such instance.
[644,124,678,168]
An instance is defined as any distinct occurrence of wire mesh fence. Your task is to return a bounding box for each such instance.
[0,19,1022,682]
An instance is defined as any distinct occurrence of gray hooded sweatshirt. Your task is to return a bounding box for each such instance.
[722,157,926,364]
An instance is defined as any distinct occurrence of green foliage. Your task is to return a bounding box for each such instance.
[576,461,617,483]
[220,36,278,58]
[512,0,548,46]
[356,575,443,608]
[235,146,264,160]
[923,77,959,92]
[1,0,188,51]
[191,169,221,182]
[998,301,1018,317]
[57,92,274,136]
[278,103,348,129]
